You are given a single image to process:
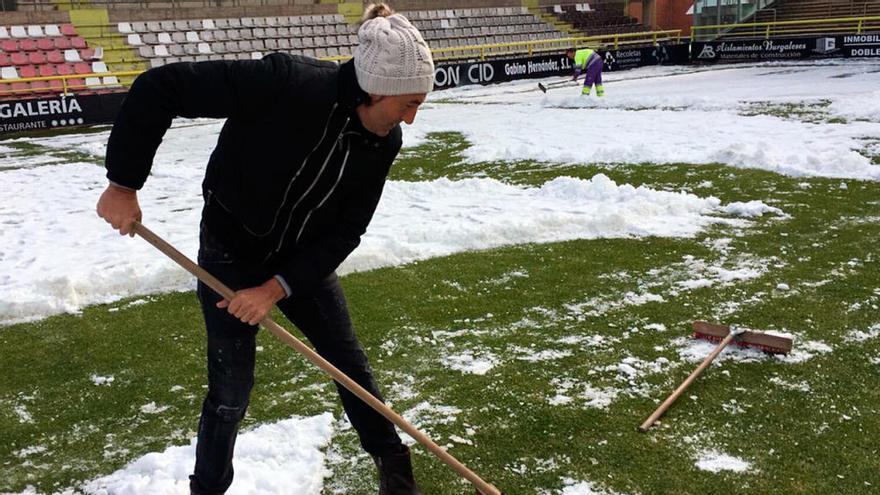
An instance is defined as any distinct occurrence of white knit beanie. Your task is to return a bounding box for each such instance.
[354,13,435,95]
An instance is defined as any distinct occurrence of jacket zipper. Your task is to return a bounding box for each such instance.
[293,134,352,245]
[241,103,341,238]
[272,116,351,255]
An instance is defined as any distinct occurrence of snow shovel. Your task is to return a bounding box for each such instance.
[638,321,793,432]
[537,80,577,93]
[132,221,504,495]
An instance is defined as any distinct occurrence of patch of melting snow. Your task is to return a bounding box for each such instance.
[139,402,170,414]
[442,351,498,375]
[694,450,753,473]
[845,323,880,343]
[768,376,812,392]
[14,445,47,458]
[14,404,34,423]
[91,374,114,386]
[514,347,573,362]
[555,478,627,495]
[722,200,786,218]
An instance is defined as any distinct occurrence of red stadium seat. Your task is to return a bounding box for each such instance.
[19,39,37,51]
[12,81,28,93]
[28,51,46,64]
[48,78,64,92]
[37,38,54,50]
[74,62,90,74]
[47,50,64,63]
[60,24,77,36]
[71,37,87,49]
[67,77,85,90]
[0,53,9,65]
[0,83,12,97]
[39,65,57,77]
[19,65,37,78]
[80,48,95,60]
[53,37,71,49]
[11,52,29,65]
[30,80,50,92]
[1,40,16,52]
[56,64,73,75]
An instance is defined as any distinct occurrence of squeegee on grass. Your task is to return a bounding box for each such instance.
[638,321,793,432]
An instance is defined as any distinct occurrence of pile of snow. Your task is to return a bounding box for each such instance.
[412,62,880,180]
[15,414,334,495]
[694,450,753,473]
[1,168,743,325]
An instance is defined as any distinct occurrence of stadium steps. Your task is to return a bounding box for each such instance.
[69,9,144,85]
[522,0,580,37]
[317,0,364,25]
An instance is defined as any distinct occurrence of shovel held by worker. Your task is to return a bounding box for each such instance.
[132,221,504,495]
[638,321,793,432]
[537,80,576,93]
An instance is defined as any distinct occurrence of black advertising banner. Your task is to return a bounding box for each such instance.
[434,43,689,90]
[602,43,690,71]
[0,92,126,135]
[433,53,572,90]
[692,38,820,62]
[692,34,880,63]
[840,34,880,57]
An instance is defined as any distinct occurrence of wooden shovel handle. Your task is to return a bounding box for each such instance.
[638,331,737,432]
[132,221,503,495]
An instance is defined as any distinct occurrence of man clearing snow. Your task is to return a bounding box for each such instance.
[96,3,430,494]
[566,47,605,97]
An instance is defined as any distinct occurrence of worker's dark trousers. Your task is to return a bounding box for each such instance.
[189,229,402,495]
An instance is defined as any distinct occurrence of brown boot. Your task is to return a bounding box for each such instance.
[372,445,422,495]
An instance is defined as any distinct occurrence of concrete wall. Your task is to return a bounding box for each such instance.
[627,0,645,24]
[654,0,691,32]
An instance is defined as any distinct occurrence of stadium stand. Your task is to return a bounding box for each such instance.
[115,14,360,68]
[399,7,566,51]
[543,1,644,36]
[749,0,880,23]
[0,22,121,97]
[110,8,566,69]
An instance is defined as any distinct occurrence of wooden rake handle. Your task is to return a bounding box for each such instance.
[637,329,741,432]
[132,221,503,495]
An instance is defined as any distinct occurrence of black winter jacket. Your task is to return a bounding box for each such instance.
[105,54,402,296]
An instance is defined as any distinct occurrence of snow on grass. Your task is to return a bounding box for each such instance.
[414,66,880,180]
[513,347,573,363]
[556,477,628,495]
[722,200,786,218]
[694,450,754,473]
[68,414,333,495]
[671,254,769,293]
[13,404,34,424]
[563,289,666,320]
[441,351,499,375]
[769,376,812,393]
[139,402,170,415]
[14,62,880,325]
[844,323,880,343]
[10,415,333,495]
[1,168,744,325]
[90,375,114,386]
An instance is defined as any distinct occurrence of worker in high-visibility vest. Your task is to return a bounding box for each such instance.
[566,47,605,97]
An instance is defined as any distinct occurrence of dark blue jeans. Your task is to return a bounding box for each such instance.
[189,229,402,495]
